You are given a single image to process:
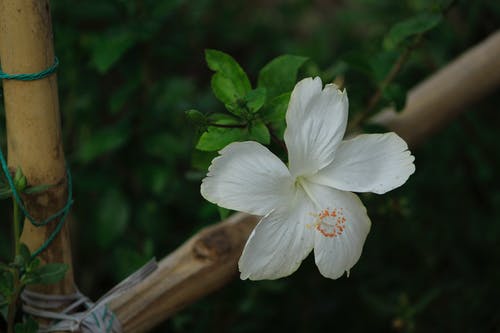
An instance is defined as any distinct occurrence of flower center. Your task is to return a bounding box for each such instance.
[313,208,346,238]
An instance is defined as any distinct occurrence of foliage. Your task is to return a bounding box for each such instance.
[0,0,499,332]
[191,51,308,153]
[0,168,68,332]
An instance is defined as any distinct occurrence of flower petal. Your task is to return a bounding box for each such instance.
[309,132,415,194]
[239,190,315,280]
[301,182,371,279]
[285,77,348,177]
[201,141,294,216]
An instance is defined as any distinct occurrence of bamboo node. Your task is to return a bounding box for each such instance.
[193,228,233,260]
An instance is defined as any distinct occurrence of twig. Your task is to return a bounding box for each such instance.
[349,1,459,132]
[268,125,287,151]
[348,34,422,133]
[372,30,500,147]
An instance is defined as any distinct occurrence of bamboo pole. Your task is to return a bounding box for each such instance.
[109,30,500,332]
[371,30,500,147]
[110,213,259,332]
[0,0,74,296]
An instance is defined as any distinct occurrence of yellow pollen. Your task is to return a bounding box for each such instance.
[312,208,346,238]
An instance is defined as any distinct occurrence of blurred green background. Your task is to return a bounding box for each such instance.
[1,0,500,332]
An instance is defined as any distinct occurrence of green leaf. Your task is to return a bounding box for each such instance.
[0,271,14,297]
[210,74,242,110]
[14,255,25,269]
[261,92,291,139]
[369,50,399,82]
[14,167,27,192]
[137,164,171,195]
[84,30,137,74]
[196,126,249,152]
[14,316,39,333]
[12,244,31,270]
[218,207,231,220]
[19,244,31,266]
[196,113,253,151]
[75,124,131,164]
[261,93,290,123]
[143,133,186,162]
[205,49,251,105]
[382,83,407,111]
[258,55,308,99]
[0,262,10,271]
[95,189,130,248]
[245,88,267,113]
[0,294,7,321]
[191,150,218,171]
[24,263,68,286]
[23,184,54,195]
[27,258,40,273]
[384,13,442,50]
[207,113,242,124]
[109,81,140,114]
[342,51,373,76]
[0,186,12,199]
[185,109,207,126]
[248,121,270,145]
[111,242,154,281]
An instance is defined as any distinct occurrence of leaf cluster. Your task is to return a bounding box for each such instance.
[188,50,308,157]
[0,244,67,331]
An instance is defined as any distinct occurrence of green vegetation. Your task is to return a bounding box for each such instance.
[1,0,499,332]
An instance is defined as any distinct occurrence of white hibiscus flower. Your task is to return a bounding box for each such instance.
[201,77,415,280]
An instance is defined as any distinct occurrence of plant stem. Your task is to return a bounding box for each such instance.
[348,34,423,133]
[348,1,459,133]
[269,126,287,152]
[12,193,20,256]
[6,277,21,333]
[7,197,22,333]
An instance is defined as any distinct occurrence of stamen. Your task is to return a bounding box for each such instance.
[312,208,346,238]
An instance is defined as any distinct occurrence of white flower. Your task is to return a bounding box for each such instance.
[201,77,415,280]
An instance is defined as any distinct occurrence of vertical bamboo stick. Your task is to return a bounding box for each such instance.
[0,0,74,295]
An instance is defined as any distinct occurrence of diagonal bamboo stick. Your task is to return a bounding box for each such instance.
[0,0,74,297]
[109,29,500,332]
[111,213,259,332]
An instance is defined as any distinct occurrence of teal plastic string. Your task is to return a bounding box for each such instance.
[0,149,73,258]
[0,56,72,258]
[0,57,59,81]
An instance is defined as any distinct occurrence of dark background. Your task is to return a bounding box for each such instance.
[1,0,499,332]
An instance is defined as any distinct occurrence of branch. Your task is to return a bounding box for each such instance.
[371,30,500,147]
[110,30,500,332]
[348,34,423,132]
